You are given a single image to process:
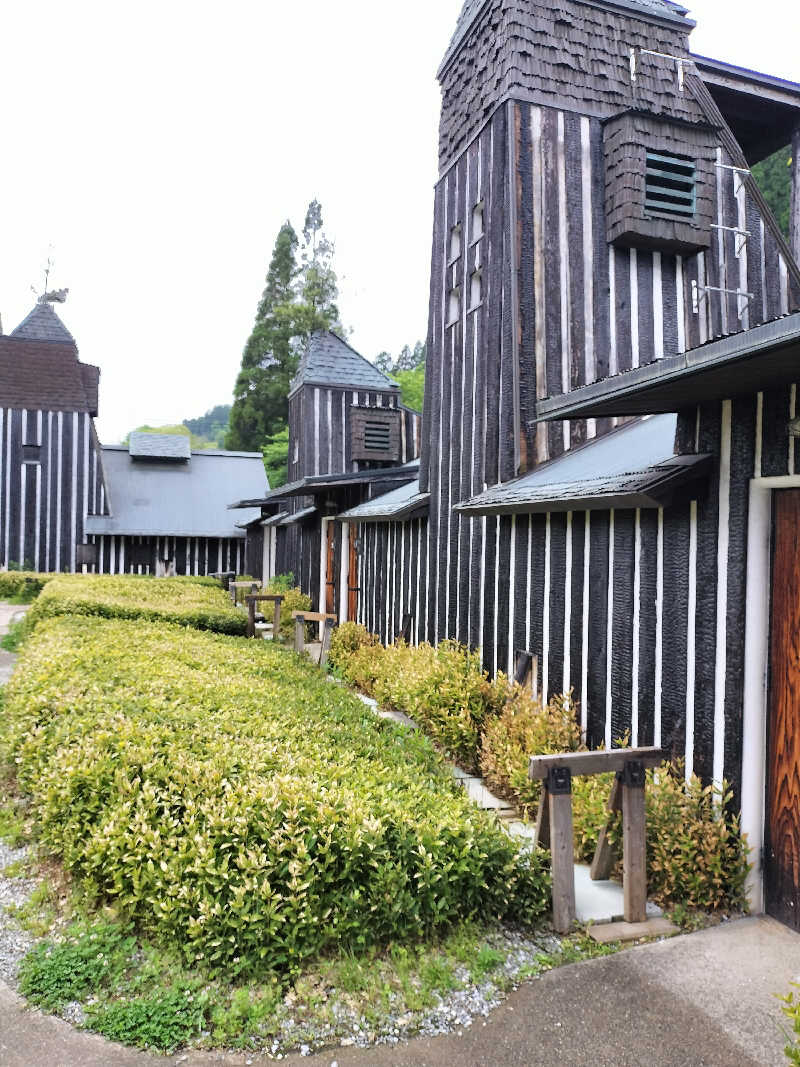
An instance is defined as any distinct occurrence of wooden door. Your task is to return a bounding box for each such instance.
[325,522,336,615]
[766,489,800,930]
[348,530,359,621]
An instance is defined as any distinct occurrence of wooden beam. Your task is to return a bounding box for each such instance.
[245,594,284,639]
[319,618,335,667]
[622,762,648,924]
[529,747,664,780]
[589,774,622,881]
[547,770,576,934]
[294,614,306,654]
[534,786,550,849]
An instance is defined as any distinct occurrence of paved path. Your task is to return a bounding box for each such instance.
[0,917,797,1066]
[0,601,25,685]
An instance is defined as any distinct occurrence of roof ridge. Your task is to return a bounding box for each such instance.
[323,328,398,387]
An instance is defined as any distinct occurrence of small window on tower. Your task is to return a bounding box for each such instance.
[448,286,461,326]
[645,150,696,219]
[472,201,484,241]
[470,270,482,310]
[449,224,462,262]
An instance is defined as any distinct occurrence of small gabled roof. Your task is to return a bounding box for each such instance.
[456,415,710,515]
[290,331,398,395]
[438,0,693,78]
[10,301,76,344]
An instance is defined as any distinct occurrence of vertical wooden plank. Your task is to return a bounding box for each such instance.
[548,779,576,934]
[622,768,647,924]
[294,615,306,655]
[590,775,622,881]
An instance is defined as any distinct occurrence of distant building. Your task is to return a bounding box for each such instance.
[0,300,266,575]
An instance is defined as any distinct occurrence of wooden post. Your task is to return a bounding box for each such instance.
[294,614,306,655]
[272,597,282,640]
[622,760,647,923]
[590,774,623,881]
[319,618,335,667]
[534,785,550,850]
[247,597,256,638]
[547,767,576,934]
[791,125,800,266]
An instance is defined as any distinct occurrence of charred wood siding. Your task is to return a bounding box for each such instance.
[0,407,107,572]
[87,534,244,576]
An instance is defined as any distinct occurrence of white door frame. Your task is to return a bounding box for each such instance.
[338,521,350,623]
[741,474,800,911]
[261,521,275,586]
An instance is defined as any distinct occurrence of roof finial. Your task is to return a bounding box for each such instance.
[33,247,68,305]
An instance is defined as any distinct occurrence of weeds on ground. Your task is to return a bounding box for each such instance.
[0,795,26,847]
[6,880,59,936]
[779,983,800,1065]
[1,619,27,652]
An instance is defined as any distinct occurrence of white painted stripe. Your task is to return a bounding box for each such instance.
[780,257,789,315]
[713,401,732,789]
[715,147,729,336]
[685,500,698,780]
[493,515,500,676]
[760,219,768,323]
[632,509,641,747]
[0,410,4,566]
[478,515,487,661]
[18,463,26,566]
[629,250,639,368]
[581,512,590,738]
[508,515,516,677]
[71,412,78,572]
[654,507,664,747]
[790,385,797,477]
[754,392,763,478]
[542,514,551,701]
[525,516,532,652]
[653,252,664,360]
[531,106,548,464]
[581,117,595,387]
[313,388,320,473]
[563,512,572,694]
[676,255,686,354]
[83,415,90,555]
[56,413,63,571]
[736,162,749,332]
[4,413,11,567]
[327,390,333,473]
[558,111,571,453]
[608,248,618,376]
[34,462,41,571]
[697,253,708,346]
[605,509,615,750]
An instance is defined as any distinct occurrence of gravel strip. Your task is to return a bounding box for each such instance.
[0,840,37,984]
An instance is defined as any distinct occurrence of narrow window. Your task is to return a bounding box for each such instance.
[448,286,461,325]
[449,224,462,262]
[472,201,484,241]
[470,270,482,310]
[645,151,696,219]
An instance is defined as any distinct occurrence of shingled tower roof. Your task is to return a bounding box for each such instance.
[9,301,76,345]
[290,330,399,395]
[438,0,694,77]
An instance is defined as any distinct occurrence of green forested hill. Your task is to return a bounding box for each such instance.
[753,147,792,236]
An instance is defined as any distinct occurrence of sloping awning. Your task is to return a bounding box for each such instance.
[537,313,800,421]
[338,479,430,523]
[262,511,289,528]
[277,506,318,526]
[230,462,420,507]
[455,414,712,516]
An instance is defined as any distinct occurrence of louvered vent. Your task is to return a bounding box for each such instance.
[645,151,696,218]
[363,421,391,452]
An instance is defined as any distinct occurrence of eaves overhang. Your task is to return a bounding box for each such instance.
[455,455,712,517]
[230,464,420,507]
[537,313,800,421]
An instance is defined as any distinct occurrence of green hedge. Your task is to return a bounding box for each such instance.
[1,616,550,974]
[24,575,247,636]
[0,571,55,601]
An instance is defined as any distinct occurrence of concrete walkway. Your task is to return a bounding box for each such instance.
[0,917,797,1066]
[0,601,26,684]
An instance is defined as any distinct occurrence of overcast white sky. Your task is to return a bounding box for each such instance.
[1,1,798,444]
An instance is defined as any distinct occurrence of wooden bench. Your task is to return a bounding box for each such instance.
[529,746,665,933]
[291,610,337,667]
[244,594,284,639]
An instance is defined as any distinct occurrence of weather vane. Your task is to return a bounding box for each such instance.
[31,248,68,305]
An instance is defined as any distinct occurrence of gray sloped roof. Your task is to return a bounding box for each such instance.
[338,479,430,522]
[438,0,693,78]
[129,431,191,459]
[455,414,710,515]
[290,331,398,394]
[10,302,76,344]
[86,447,268,538]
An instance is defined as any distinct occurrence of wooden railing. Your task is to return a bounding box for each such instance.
[291,611,337,667]
[244,594,284,639]
[529,746,665,933]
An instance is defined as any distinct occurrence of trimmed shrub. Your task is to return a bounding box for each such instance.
[480,689,583,814]
[24,575,247,636]
[329,622,380,670]
[0,571,54,602]
[1,616,550,975]
[265,580,312,641]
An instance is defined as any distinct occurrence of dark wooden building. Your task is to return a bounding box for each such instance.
[0,299,267,576]
[301,0,800,925]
